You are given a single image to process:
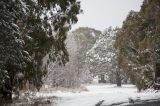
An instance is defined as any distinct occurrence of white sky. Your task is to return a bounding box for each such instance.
[71,0,144,31]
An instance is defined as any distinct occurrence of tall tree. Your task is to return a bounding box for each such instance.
[115,0,160,90]
[0,0,81,100]
[0,0,30,100]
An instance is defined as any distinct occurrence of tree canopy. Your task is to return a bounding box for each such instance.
[0,0,81,99]
[85,27,122,85]
[115,0,160,90]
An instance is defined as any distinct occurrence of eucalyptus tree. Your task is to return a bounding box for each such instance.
[0,0,81,100]
[115,0,160,90]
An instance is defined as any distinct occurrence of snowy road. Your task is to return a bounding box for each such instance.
[37,84,160,106]
[54,84,160,106]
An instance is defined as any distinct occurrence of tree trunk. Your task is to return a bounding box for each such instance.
[116,71,121,87]
[155,62,160,83]
[1,82,12,103]
[99,74,106,83]
[6,80,12,102]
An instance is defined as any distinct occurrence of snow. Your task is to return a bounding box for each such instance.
[91,32,96,37]
[35,84,160,106]
[19,0,27,13]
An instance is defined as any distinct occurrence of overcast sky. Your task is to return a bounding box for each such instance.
[71,0,144,31]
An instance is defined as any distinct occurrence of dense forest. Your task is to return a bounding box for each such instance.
[0,0,160,105]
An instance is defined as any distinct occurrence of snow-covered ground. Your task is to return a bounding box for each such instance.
[36,84,160,106]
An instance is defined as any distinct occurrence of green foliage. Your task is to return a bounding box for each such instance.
[0,0,29,99]
[0,0,81,99]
